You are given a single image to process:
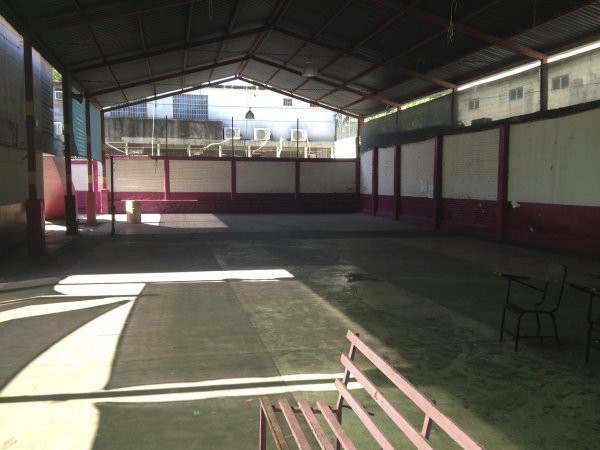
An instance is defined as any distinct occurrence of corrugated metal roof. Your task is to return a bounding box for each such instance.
[3,0,598,117]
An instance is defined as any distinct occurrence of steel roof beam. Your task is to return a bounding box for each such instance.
[137,14,157,96]
[239,76,360,119]
[252,56,403,109]
[103,76,237,112]
[181,1,195,89]
[274,26,456,90]
[265,0,354,86]
[209,0,241,82]
[87,56,248,97]
[68,26,269,74]
[72,0,128,102]
[370,0,548,62]
[237,0,293,77]
[324,1,502,101]
[32,0,195,33]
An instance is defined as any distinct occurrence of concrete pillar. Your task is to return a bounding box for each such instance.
[164,158,170,201]
[372,147,378,216]
[497,124,510,239]
[100,113,109,214]
[540,61,548,112]
[394,144,401,220]
[62,76,78,235]
[230,159,236,202]
[85,98,97,225]
[433,135,443,229]
[23,37,45,253]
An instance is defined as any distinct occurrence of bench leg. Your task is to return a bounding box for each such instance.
[514,313,523,352]
[259,408,267,450]
[550,314,560,350]
[586,326,592,363]
[500,307,507,342]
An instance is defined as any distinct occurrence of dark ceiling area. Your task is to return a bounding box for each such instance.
[1,0,599,117]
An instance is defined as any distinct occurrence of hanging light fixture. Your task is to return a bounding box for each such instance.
[245,107,255,120]
[302,59,317,77]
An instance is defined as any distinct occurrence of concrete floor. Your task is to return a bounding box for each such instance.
[1,213,599,449]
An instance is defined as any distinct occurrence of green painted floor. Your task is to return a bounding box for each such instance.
[1,213,599,449]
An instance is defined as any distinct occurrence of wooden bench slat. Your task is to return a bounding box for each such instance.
[298,400,335,450]
[279,399,312,450]
[345,331,484,450]
[340,354,433,450]
[260,397,291,450]
[334,379,395,450]
[316,400,357,450]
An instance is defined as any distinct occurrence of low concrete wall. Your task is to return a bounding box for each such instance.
[106,118,223,141]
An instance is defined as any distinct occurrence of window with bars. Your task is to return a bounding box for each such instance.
[173,94,208,119]
[468,98,479,110]
[551,74,569,90]
[509,86,523,101]
[110,103,147,117]
[283,98,292,106]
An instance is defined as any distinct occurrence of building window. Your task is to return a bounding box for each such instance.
[509,87,523,101]
[468,98,479,110]
[173,94,208,119]
[110,103,147,118]
[283,98,292,106]
[54,90,63,100]
[551,74,569,90]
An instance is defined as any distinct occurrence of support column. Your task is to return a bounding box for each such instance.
[355,119,362,206]
[540,60,548,112]
[372,147,378,216]
[295,160,300,202]
[62,76,78,235]
[231,159,236,202]
[23,37,45,253]
[433,136,443,229]
[85,98,97,225]
[163,157,170,200]
[497,124,510,239]
[100,113,109,214]
[394,144,401,220]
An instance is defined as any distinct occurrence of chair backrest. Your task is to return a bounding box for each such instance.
[542,264,567,309]
[336,331,484,449]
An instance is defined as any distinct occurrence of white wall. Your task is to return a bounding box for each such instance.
[378,147,395,196]
[548,48,600,110]
[508,108,600,206]
[457,68,540,126]
[0,145,27,205]
[300,162,355,193]
[334,136,357,158]
[170,160,231,193]
[443,129,499,200]
[71,162,87,192]
[360,149,373,194]
[199,83,335,142]
[108,159,165,192]
[236,161,295,193]
[400,138,435,198]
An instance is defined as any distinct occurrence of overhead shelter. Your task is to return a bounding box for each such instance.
[0,0,598,117]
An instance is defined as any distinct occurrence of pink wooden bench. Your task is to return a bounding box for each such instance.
[259,330,484,449]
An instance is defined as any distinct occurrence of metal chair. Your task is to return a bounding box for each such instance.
[498,264,567,351]
[568,281,600,362]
